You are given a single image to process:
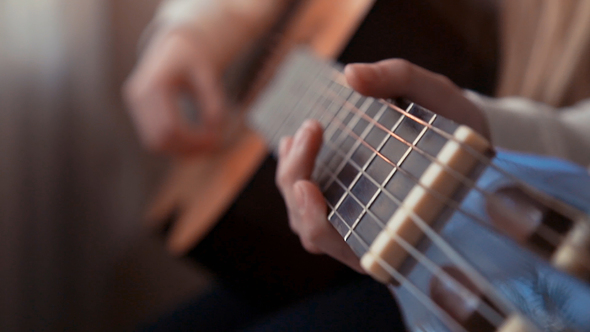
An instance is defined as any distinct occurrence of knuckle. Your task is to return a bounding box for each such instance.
[388,59,414,87]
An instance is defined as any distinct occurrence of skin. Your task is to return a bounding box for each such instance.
[275,59,490,272]
[124,0,289,155]
[124,29,225,155]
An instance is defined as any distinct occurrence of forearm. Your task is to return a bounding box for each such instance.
[147,0,291,71]
[466,91,590,167]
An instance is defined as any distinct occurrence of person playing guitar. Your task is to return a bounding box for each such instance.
[125,0,590,331]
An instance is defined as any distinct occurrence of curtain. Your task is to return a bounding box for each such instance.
[0,1,205,330]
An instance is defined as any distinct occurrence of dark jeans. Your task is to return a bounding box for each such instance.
[140,275,404,332]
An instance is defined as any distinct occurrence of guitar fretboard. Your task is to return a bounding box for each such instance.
[249,49,474,261]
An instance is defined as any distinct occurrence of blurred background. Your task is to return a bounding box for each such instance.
[0,1,209,331]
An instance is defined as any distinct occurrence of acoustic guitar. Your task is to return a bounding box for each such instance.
[147,0,590,331]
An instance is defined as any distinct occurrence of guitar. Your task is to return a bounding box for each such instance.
[147,1,590,331]
[250,49,590,331]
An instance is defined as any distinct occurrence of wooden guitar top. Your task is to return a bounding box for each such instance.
[147,0,375,255]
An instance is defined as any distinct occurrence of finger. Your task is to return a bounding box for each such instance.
[278,136,294,160]
[344,60,490,139]
[124,34,225,155]
[276,119,323,190]
[187,58,226,130]
[147,84,218,154]
[125,77,181,153]
[294,180,364,273]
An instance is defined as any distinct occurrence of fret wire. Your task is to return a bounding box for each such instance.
[329,69,586,228]
[320,96,373,194]
[324,74,493,198]
[322,92,363,154]
[328,202,471,332]
[317,120,588,309]
[318,160,512,325]
[338,105,391,235]
[316,138,517,319]
[258,59,521,321]
[324,102,394,221]
[346,112,436,241]
[314,83,352,131]
[272,56,343,144]
[309,96,522,312]
[337,106,409,236]
[268,63,332,147]
[323,110,530,250]
[322,100,387,228]
[313,92,519,252]
[261,54,316,140]
[319,87,566,248]
[323,185,502,332]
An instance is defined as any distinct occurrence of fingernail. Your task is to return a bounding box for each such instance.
[294,181,306,211]
[346,63,376,79]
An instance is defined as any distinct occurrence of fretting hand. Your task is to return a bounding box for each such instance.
[276,59,490,272]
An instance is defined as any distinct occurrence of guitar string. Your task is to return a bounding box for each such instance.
[324,175,507,329]
[316,86,590,271]
[264,52,587,235]
[308,101,519,320]
[261,54,330,145]
[257,61,576,326]
[325,195,506,331]
[320,93,569,251]
[316,84,576,252]
[287,82,519,320]
[266,66,588,296]
[269,73,548,319]
[262,76,527,332]
[328,68,589,225]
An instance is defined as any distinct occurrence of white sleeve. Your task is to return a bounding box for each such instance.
[465,91,590,167]
[141,0,287,69]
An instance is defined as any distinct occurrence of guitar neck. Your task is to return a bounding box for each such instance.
[249,49,491,264]
[252,50,590,332]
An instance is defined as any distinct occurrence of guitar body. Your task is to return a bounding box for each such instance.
[148,0,376,256]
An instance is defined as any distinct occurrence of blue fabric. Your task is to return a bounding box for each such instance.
[493,149,590,213]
